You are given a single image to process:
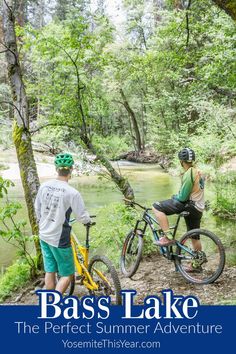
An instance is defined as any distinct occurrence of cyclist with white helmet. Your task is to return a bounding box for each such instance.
[152,148,205,271]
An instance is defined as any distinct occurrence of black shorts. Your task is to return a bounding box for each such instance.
[153,199,202,239]
[153,199,185,215]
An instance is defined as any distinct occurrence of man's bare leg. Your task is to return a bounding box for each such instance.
[185,238,203,273]
[45,272,56,290]
[55,275,73,294]
[191,239,202,251]
[152,208,169,231]
[152,207,175,246]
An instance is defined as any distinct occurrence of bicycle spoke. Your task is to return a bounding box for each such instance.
[177,230,225,284]
[89,256,121,305]
[121,230,143,277]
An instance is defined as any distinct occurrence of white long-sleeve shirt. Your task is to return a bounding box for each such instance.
[34,179,91,248]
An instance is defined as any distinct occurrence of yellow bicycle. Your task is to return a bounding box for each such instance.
[67,216,122,305]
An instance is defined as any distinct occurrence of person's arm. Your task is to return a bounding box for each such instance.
[71,192,91,224]
[34,188,42,222]
[174,168,194,202]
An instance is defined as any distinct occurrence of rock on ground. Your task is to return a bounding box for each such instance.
[3,253,236,305]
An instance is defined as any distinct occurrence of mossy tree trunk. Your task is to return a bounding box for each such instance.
[119,89,143,152]
[66,48,135,201]
[81,135,134,200]
[212,1,236,21]
[2,0,41,268]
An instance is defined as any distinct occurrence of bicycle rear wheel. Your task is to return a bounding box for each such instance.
[175,229,225,284]
[66,274,75,296]
[88,255,122,305]
[120,229,143,278]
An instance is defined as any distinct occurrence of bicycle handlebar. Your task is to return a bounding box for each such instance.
[69,215,96,227]
[123,198,152,211]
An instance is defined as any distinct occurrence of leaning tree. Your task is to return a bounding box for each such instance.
[1,0,41,265]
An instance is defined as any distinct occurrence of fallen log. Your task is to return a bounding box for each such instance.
[113,150,171,168]
[31,141,61,155]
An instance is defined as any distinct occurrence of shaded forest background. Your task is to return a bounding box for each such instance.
[1,0,235,163]
[1,0,235,213]
[0,0,236,302]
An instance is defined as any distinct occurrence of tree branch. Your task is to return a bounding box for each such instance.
[48,41,88,136]
[0,39,18,63]
[29,122,76,134]
[3,0,13,15]
[0,100,27,129]
[185,0,192,48]
[212,0,236,21]
[112,99,126,106]
[209,85,236,98]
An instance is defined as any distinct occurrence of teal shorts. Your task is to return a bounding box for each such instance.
[40,240,74,277]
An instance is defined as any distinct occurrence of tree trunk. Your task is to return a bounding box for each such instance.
[15,0,27,27]
[2,0,41,265]
[40,34,135,201]
[141,101,147,148]
[173,0,184,10]
[81,135,134,200]
[212,0,236,21]
[153,1,165,25]
[120,89,143,151]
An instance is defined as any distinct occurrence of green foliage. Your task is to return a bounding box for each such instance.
[90,203,155,266]
[34,126,70,150]
[0,261,31,302]
[23,15,114,141]
[146,1,236,158]
[0,177,37,274]
[1,0,236,218]
[13,0,234,169]
[0,177,14,197]
[213,172,236,218]
[227,251,236,267]
[190,131,224,167]
[93,135,130,159]
[219,298,236,305]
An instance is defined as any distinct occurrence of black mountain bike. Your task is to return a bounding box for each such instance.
[120,200,225,285]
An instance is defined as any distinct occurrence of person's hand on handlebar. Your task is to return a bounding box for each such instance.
[84,215,96,227]
[84,221,96,227]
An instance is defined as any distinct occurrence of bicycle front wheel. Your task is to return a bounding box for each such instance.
[120,229,143,278]
[88,255,122,305]
[175,229,225,284]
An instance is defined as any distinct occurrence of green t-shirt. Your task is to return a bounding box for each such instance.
[174,168,195,202]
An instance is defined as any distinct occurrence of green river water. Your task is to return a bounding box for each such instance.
[0,162,235,271]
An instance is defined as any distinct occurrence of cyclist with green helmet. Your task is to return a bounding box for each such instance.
[152,148,205,271]
[34,153,91,293]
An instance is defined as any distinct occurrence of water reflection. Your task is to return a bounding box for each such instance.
[0,163,235,269]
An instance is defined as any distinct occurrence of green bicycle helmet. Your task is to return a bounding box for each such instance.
[54,153,74,169]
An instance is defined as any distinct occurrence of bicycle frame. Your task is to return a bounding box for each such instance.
[132,208,196,260]
[70,222,112,292]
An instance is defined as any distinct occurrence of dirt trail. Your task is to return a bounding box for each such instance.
[121,254,236,305]
[4,253,236,305]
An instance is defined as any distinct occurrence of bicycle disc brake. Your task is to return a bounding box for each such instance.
[193,250,208,266]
